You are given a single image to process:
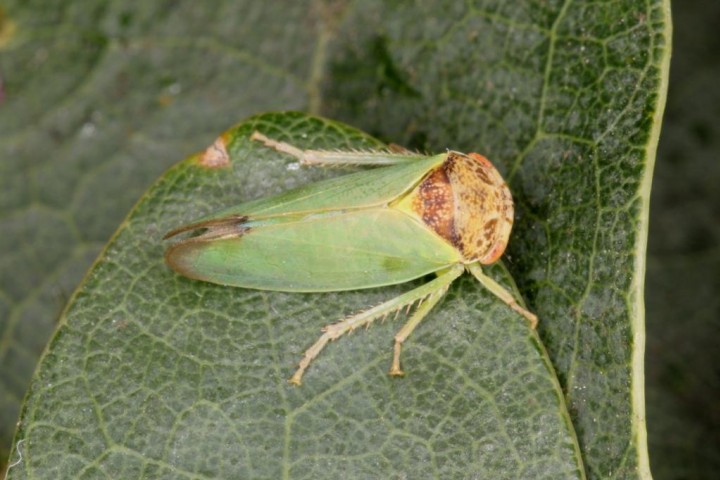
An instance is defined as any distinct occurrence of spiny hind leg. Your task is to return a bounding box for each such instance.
[289,265,464,385]
[250,131,429,166]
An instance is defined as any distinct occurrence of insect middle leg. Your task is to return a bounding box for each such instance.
[389,286,449,376]
[289,265,464,385]
[251,131,428,166]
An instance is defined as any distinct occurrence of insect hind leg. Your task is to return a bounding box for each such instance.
[289,265,464,385]
[251,131,428,167]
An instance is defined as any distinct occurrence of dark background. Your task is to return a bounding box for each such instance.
[646,1,720,478]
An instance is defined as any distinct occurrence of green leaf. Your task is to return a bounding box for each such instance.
[0,1,317,470]
[9,112,585,479]
[1,1,671,479]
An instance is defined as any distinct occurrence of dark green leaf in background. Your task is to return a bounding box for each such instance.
[1,0,313,471]
[0,1,674,479]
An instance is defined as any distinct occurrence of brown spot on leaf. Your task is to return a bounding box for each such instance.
[197,134,231,168]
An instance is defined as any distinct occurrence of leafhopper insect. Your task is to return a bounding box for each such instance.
[165,131,537,385]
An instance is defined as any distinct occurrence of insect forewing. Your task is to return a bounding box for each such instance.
[166,154,445,239]
[165,208,462,291]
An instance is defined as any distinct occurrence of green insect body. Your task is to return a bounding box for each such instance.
[165,132,537,385]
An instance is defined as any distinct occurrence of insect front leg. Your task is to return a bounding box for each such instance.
[466,262,538,328]
[251,131,430,166]
[289,265,464,385]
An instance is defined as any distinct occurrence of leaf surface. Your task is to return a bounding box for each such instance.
[1,1,671,478]
[11,113,583,479]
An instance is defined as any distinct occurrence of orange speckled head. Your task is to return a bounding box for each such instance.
[396,151,514,264]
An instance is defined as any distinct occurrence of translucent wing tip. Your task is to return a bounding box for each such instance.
[163,215,249,240]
